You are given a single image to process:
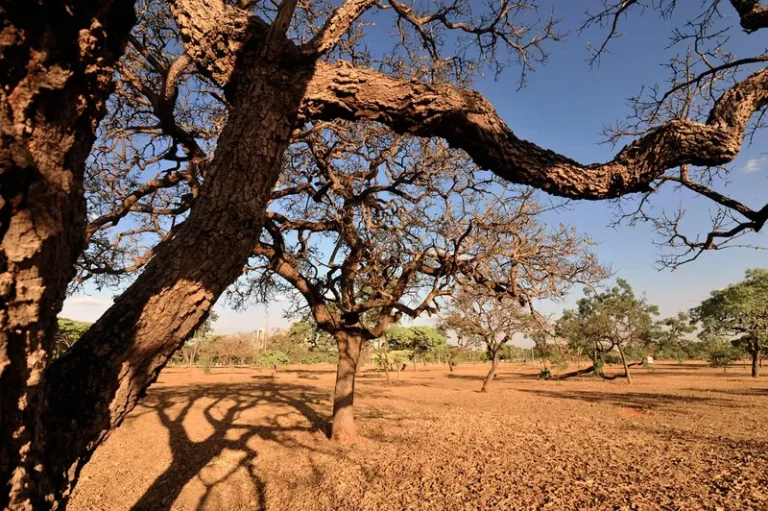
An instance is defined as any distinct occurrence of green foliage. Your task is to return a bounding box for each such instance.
[386,326,447,354]
[54,318,91,358]
[372,349,412,371]
[541,348,569,375]
[192,310,219,339]
[286,315,336,353]
[384,326,448,367]
[201,357,215,374]
[258,350,290,368]
[692,268,768,358]
[556,279,659,365]
[651,312,696,361]
[296,352,338,364]
[705,341,738,371]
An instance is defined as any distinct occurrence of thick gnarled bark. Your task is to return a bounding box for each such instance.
[0,1,135,508]
[300,63,768,200]
[166,0,768,202]
[42,62,311,503]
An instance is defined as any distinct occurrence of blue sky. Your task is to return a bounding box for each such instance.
[61,0,767,336]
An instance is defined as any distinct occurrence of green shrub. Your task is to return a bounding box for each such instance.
[201,358,214,374]
[707,344,737,372]
[258,350,290,369]
[297,353,337,364]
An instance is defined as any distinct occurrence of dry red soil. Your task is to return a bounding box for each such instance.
[68,362,768,511]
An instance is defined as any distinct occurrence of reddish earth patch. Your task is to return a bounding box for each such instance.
[68,362,768,510]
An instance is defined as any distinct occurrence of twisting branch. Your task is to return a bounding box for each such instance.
[730,0,768,32]
[299,0,377,56]
[300,62,768,200]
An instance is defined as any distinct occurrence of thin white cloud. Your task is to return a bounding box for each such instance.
[743,157,767,173]
[68,297,109,307]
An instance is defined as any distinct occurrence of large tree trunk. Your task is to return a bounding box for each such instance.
[331,331,363,443]
[617,345,633,385]
[0,2,135,509]
[37,63,311,506]
[480,351,500,392]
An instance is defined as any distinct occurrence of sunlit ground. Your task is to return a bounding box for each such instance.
[69,361,768,511]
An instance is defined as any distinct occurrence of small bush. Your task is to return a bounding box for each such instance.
[201,358,214,374]
[538,368,553,380]
[707,346,736,372]
[258,350,290,369]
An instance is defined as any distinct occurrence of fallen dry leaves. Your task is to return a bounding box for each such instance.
[68,362,768,511]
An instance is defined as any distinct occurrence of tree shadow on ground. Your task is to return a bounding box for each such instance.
[446,372,538,382]
[687,387,768,397]
[632,424,768,452]
[517,389,735,412]
[127,381,332,511]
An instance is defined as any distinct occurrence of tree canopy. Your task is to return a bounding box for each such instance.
[2,0,767,506]
[556,279,659,384]
[692,268,768,376]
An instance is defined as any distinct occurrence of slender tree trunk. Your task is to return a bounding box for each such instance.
[481,351,500,392]
[0,2,135,509]
[381,345,392,386]
[189,342,199,368]
[617,345,633,385]
[331,331,363,443]
[751,347,760,378]
[38,64,312,505]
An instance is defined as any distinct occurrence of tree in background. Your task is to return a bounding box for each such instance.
[232,118,605,442]
[53,319,92,360]
[181,311,219,366]
[3,0,766,504]
[692,269,768,377]
[705,339,741,372]
[385,326,447,371]
[441,285,537,392]
[652,312,697,364]
[286,316,337,355]
[557,279,659,384]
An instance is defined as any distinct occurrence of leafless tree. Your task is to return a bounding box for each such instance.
[441,285,535,392]
[1,0,766,507]
[227,120,605,441]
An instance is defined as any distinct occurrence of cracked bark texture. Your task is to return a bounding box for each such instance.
[0,0,764,507]
[0,1,135,509]
[42,57,312,511]
[171,1,768,200]
[299,62,768,199]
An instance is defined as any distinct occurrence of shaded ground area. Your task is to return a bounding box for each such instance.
[68,362,768,510]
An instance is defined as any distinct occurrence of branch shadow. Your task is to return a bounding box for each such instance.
[686,387,768,397]
[128,381,331,511]
[446,372,538,382]
[517,389,735,413]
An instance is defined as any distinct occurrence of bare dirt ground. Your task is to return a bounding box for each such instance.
[68,361,768,511]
